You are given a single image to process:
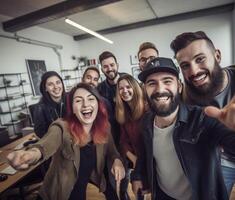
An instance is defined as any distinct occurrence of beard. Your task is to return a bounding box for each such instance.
[105,70,118,81]
[184,61,223,105]
[147,91,180,117]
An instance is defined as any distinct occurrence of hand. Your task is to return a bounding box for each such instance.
[127,151,137,169]
[7,148,41,170]
[204,96,235,130]
[111,159,125,184]
[132,180,143,197]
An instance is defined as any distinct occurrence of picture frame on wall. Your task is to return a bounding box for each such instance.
[131,66,141,81]
[130,55,139,65]
[26,59,47,96]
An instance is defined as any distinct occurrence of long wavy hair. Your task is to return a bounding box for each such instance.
[65,83,109,146]
[115,74,145,124]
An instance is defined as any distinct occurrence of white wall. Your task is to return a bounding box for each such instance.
[0,26,81,134]
[78,12,233,74]
[0,26,80,74]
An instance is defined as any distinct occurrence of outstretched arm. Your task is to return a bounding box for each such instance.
[204,96,235,130]
[7,148,42,170]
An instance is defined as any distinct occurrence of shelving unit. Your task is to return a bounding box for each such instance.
[61,58,101,91]
[0,73,32,138]
[60,68,81,92]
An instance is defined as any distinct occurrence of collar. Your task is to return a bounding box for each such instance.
[177,103,189,124]
[147,103,189,125]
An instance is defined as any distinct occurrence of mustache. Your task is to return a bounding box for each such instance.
[188,70,208,82]
[151,92,172,99]
[106,70,115,74]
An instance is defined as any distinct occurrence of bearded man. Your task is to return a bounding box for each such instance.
[171,31,235,196]
[131,57,235,200]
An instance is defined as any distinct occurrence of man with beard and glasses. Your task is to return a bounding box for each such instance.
[131,57,235,200]
[97,51,130,200]
[170,31,235,196]
[137,42,159,71]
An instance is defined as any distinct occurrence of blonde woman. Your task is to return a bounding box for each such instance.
[115,74,146,169]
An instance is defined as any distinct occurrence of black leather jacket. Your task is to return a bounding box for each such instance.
[132,104,235,200]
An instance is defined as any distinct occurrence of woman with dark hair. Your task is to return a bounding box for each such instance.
[7,83,125,200]
[33,71,66,138]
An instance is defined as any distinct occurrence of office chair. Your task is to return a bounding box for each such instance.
[0,127,10,147]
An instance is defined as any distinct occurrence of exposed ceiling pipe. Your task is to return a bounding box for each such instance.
[0,33,63,70]
[14,33,62,49]
[0,33,62,49]
[53,48,63,71]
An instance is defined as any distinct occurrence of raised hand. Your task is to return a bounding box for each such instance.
[204,96,235,130]
[7,148,41,170]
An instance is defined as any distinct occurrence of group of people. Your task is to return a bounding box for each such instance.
[7,30,235,200]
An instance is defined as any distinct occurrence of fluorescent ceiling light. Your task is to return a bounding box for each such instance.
[65,18,113,44]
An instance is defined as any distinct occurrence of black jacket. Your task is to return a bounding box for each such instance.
[132,104,235,200]
[33,98,66,138]
[183,66,235,162]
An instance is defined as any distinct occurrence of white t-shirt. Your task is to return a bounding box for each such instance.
[153,121,192,200]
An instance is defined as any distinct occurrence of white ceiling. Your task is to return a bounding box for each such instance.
[0,0,234,37]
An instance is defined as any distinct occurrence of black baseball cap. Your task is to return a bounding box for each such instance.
[138,57,179,82]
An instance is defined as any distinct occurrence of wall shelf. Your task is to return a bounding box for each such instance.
[60,61,100,91]
[0,73,32,137]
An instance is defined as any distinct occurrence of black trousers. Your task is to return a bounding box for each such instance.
[154,184,176,200]
[103,164,130,200]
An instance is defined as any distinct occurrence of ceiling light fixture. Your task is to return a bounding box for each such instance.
[65,18,113,44]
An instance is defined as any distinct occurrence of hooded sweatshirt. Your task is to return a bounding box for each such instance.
[32,71,66,138]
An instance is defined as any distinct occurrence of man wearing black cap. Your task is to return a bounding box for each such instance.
[131,57,235,200]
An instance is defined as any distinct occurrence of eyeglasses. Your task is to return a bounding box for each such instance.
[139,56,157,64]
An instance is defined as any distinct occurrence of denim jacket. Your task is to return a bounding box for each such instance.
[132,104,235,200]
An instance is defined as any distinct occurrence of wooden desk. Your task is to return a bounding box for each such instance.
[0,133,40,194]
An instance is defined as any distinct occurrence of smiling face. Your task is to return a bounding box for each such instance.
[45,76,63,102]
[145,72,181,117]
[101,57,119,81]
[175,39,223,95]
[118,79,134,103]
[82,69,100,88]
[73,88,98,126]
